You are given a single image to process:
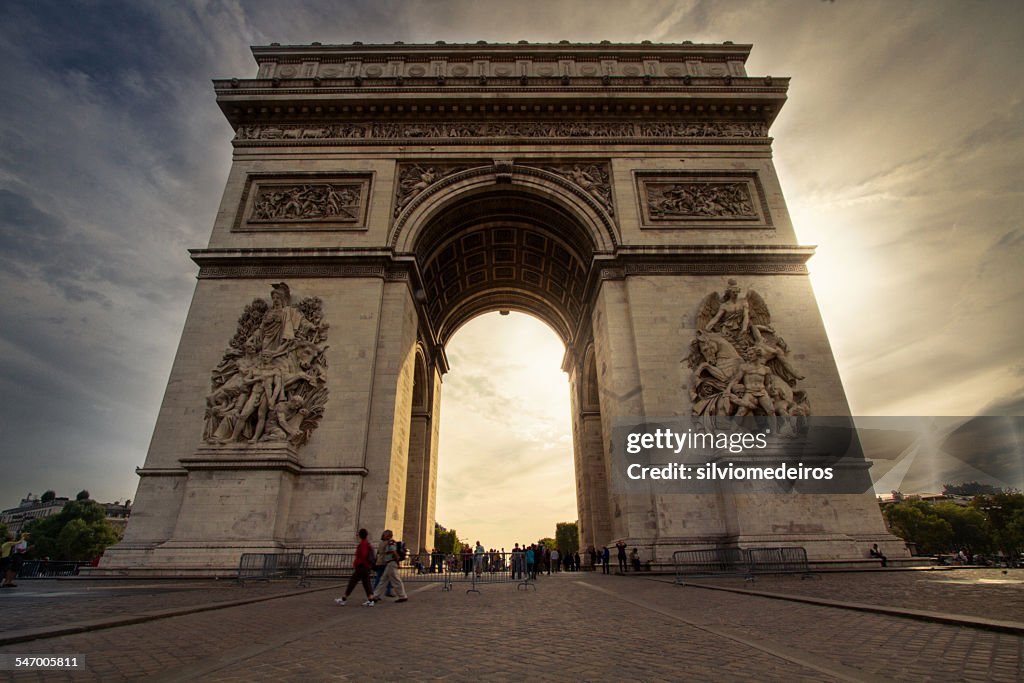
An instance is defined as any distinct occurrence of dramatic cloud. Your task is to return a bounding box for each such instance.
[1,1,1021,534]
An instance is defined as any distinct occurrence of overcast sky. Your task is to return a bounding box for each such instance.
[1,1,1021,548]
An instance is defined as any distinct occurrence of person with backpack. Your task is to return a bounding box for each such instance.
[371,529,408,603]
[334,528,376,606]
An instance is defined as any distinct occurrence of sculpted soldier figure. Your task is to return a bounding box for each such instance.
[725,347,775,417]
[686,281,809,417]
[203,282,329,448]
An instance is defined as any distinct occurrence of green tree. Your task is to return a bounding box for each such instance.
[538,537,557,551]
[433,523,463,555]
[931,502,990,552]
[883,500,953,554]
[973,493,1024,553]
[25,500,119,561]
[40,490,56,503]
[1003,509,1024,556]
[0,522,10,542]
[555,522,580,554]
[76,490,91,501]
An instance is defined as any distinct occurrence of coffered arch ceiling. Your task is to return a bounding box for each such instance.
[414,189,596,348]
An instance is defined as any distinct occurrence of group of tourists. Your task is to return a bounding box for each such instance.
[333,530,650,607]
[413,540,647,578]
[334,528,409,607]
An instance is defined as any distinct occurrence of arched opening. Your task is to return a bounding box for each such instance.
[399,177,613,554]
[415,189,595,348]
[434,311,576,550]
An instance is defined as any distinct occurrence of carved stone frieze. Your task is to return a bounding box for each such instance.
[203,283,329,449]
[236,123,368,140]
[685,280,809,418]
[394,163,478,216]
[636,172,770,228]
[637,121,767,138]
[531,163,614,216]
[234,120,769,143]
[647,182,755,220]
[250,183,361,222]
[235,174,371,232]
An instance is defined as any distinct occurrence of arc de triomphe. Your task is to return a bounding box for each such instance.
[101,42,902,574]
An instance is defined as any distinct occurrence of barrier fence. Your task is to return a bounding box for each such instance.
[236,552,304,585]
[15,560,89,578]
[441,551,535,593]
[235,549,546,593]
[746,546,812,578]
[673,547,750,583]
[673,546,812,585]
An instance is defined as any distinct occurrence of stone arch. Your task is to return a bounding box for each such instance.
[391,164,617,254]
[398,168,615,349]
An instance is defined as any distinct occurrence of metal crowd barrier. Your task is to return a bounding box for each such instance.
[236,552,305,585]
[444,551,535,593]
[673,548,751,584]
[745,546,813,578]
[241,548,550,593]
[673,546,814,585]
[295,552,453,590]
[16,560,88,578]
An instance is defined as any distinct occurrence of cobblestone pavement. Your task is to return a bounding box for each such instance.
[0,580,304,634]
[0,572,1021,682]
[698,568,1024,622]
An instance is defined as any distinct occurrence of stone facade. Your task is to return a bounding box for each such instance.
[99,42,904,575]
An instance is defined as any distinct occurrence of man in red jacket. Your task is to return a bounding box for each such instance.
[335,528,376,606]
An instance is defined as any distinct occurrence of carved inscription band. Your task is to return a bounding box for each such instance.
[235,120,769,142]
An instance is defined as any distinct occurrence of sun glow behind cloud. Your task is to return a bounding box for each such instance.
[434,312,577,550]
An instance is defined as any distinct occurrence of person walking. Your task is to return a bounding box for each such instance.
[550,548,560,573]
[372,530,408,603]
[335,528,376,606]
[601,546,611,574]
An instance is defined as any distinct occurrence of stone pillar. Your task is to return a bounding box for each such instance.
[568,368,595,551]
[358,281,420,538]
[402,358,441,554]
[590,277,656,546]
[402,413,430,553]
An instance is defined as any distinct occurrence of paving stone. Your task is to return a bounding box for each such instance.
[0,573,1020,681]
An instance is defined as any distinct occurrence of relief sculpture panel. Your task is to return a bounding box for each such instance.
[685,280,809,418]
[636,172,770,228]
[203,283,329,448]
[235,175,371,231]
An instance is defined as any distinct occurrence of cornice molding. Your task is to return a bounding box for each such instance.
[189,245,812,279]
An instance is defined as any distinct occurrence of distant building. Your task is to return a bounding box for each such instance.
[876,492,972,506]
[0,493,132,537]
[1,494,70,536]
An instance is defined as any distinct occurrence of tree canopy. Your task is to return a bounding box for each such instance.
[433,523,464,555]
[24,500,119,561]
[555,522,580,554]
[882,492,1024,556]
